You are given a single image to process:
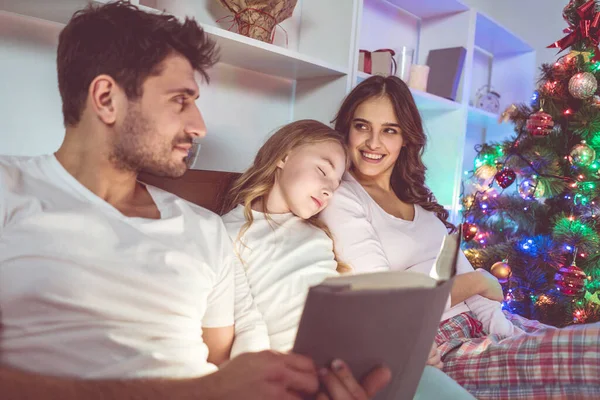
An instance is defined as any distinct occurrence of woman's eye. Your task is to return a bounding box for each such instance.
[354,123,367,130]
[385,129,398,134]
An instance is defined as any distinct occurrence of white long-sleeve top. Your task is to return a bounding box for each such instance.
[223,205,339,352]
[320,172,520,337]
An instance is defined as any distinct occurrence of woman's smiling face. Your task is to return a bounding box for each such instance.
[348,95,403,179]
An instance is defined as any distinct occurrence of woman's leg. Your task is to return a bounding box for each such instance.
[412,366,475,400]
[503,310,553,334]
[436,313,600,399]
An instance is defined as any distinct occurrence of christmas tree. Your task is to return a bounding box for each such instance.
[461,0,600,327]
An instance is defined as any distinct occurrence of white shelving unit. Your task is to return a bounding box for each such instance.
[0,0,535,218]
[357,0,535,217]
[357,72,461,112]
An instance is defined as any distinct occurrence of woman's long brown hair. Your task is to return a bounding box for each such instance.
[332,75,456,232]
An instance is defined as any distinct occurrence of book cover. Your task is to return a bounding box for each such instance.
[293,229,461,400]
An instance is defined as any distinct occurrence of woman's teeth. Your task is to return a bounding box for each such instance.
[361,151,384,160]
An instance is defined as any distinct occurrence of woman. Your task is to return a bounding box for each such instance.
[320,75,600,399]
[222,119,474,400]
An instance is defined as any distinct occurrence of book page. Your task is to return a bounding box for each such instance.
[429,227,461,282]
[321,270,436,290]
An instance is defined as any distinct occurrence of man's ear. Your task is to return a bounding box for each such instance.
[88,74,124,126]
[276,154,289,169]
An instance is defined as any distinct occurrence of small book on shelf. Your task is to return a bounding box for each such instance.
[426,46,467,101]
[293,228,461,400]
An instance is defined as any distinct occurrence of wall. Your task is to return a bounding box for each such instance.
[0,13,64,156]
[0,1,568,159]
[0,10,295,172]
[462,0,567,68]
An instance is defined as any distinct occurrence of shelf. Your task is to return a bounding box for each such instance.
[0,0,347,80]
[473,45,494,59]
[357,71,371,81]
[467,106,499,126]
[357,71,461,112]
[381,0,469,19]
[200,24,347,80]
[475,12,533,56]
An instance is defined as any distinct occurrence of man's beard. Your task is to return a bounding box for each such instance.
[109,105,192,178]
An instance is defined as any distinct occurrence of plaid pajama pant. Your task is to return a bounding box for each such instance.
[434,311,600,399]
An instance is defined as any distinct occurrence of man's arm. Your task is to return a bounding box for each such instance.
[204,326,234,366]
[0,366,203,400]
[230,254,270,357]
[1,347,387,400]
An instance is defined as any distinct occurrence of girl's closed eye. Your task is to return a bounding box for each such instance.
[318,167,326,176]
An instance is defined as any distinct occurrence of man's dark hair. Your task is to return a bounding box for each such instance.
[57,1,219,126]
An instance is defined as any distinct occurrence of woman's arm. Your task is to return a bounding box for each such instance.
[450,270,503,306]
[454,252,522,336]
[451,252,503,305]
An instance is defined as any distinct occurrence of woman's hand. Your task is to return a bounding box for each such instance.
[476,269,504,302]
[426,342,443,369]
[316,359,391,400]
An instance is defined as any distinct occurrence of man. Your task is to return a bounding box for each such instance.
[0,2,390,399]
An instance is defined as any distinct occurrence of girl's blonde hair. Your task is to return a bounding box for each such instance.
[222,119,351,273]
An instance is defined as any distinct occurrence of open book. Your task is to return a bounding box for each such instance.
[292,228,461,400]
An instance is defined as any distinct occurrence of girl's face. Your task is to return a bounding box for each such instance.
[348,95,403,179]
[274,140,346,219]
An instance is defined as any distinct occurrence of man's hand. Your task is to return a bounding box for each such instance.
[209,350,319,400]
[426,343,443,369]
[315,359,391,400]
[476,269,504,302]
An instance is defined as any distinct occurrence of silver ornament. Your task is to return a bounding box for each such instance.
[568,72,598,99]
[518,178,538,200]
[568,143,596,167]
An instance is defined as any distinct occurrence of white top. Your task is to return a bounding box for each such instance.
[0,155,235,379]
[320,173,520,337]
[222,205,339,352]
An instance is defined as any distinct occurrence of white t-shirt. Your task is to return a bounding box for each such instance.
[222,205,339,352]
[320,172,521,337]
[0,155,235,379]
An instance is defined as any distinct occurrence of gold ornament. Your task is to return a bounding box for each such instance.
[498,104,517,123]
[569,142,596,167]
[568,72,598,99]
[475,164,497,180]
[490,260,512,283]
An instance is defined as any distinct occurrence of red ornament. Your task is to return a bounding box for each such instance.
[526,110,554,137]
[462,222,478,241]
[494,168,516,189]
[554,263,587,296]
[549,0,600,63]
